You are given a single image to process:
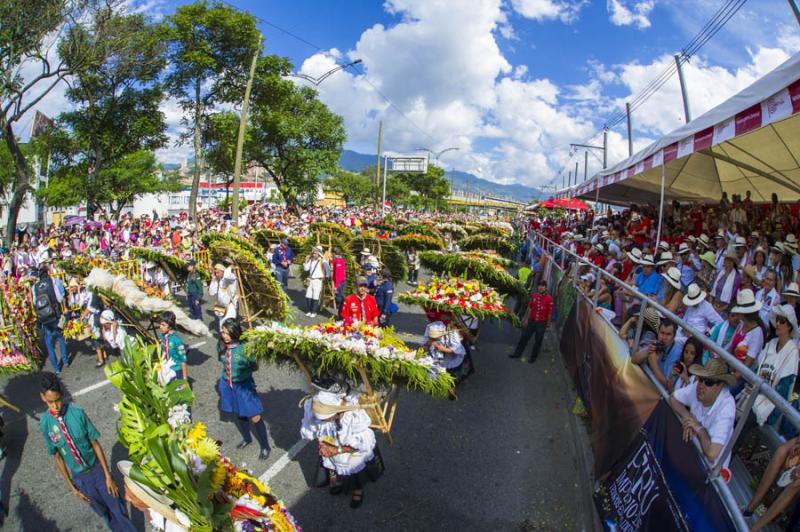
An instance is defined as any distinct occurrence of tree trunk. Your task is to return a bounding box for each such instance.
[188,79,203,221]
[3,123,32,248]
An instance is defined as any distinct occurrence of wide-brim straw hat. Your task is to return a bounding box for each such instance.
[770,304,799,339]
[361,248,372,256]
[782,282,800,298]
[682,283,707,306]
[698,234,710,248]
[427,321,448,339]
[688,359,736,387]
[639,254,656,267]
[661,266,682,289]
[730,288,762,314]
[677,242,690,254]
[733,236,747,248]
[741,265,758,281]
[657,251,675,266]
[640,306,662,332]
[699,251,716,268]
[626,248,643,264]
[117,461,184,526]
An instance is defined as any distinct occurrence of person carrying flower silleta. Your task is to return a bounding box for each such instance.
[157,311,188,384]
[300,377,381,509]
[424,321,473,387]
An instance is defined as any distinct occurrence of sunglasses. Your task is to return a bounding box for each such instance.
[776,316,789,325]
[698,377,721,386]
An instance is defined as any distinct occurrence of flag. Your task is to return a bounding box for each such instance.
[31,111,54,137]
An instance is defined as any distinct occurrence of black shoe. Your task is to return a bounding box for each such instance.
[258,448,270,461]
[528,357,537,364]
[508,353,521,359]
[329,484,344,495]
[741,506,753,518]
[350,491,364,509]
[236,440,252,450]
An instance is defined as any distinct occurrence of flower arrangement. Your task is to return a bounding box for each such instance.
[418,251,525,298]
[390,233,446,251]
[434,222,468,239]
[62,319,89,341]
[130,247,211,282]
[349,233,407,283]
[251,229,307,255]
[201,232,266,262]
[398,275,520,326]
[458,233,516,257]
[307,221,354,242]
[244,320,455,398]
[397,223,444,240]
[0,276,42,374]
[106,340,300,532]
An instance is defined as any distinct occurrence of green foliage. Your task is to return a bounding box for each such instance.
[243,325,456,399]
[398,223,443,240]
[391,234,445,251]
[349,233,408,282]
[397,291,520,326]
[394,164,451,210]
[206,235,291,322]
[459,233,516,257]
[200,231,264,261]
[201,110,243,186]
[54,259,91,278]
[43,10,168,216]
[251,229,306,255]
[129,247,211,282]
[248,67,346,209]
[307,221,353,241]
[418,251,524,298]
[322,169,374,206]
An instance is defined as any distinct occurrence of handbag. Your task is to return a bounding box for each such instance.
[365,444,385,482]
[57,313,68,329]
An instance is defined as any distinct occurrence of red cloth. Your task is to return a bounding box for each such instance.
[620,258,634,281]
[528,292,553,323]
[424,308,453,324]
[341,293,380,325]
[51,410,86,467]
[590,254,605,268]
[332,257,346,288]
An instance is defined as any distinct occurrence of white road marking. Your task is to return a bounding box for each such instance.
[258,438,310,484]
[72,340,207,397]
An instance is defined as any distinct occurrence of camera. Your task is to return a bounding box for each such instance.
[654,340,666,355]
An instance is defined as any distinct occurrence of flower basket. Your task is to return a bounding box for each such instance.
[307,221,354,241]
[397,223,444,240]
[105,340,300,532]
[390,233,445,252]
[418,251,525,298]
[458,233,516,257]
[244,321,455,399]
[397,276,520,326]
[251,229,307,254]
[349,232,407,283]
[130,247,211,282]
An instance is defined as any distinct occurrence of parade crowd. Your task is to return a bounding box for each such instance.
[526,191,800,530]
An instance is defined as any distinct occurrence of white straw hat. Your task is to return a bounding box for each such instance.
[771,304,799,338]
[661,267,682,290]
[730,288,762,314]
[682,283,707,306]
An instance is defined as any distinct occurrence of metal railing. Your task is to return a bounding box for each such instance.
[531,231,800,531]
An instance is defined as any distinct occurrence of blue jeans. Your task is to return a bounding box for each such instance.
[275,266,289,289]
[42,322,68,372]
[71,463,136,532]
[187,293,202,320]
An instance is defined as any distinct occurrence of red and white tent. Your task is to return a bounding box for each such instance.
[556,52,800,205]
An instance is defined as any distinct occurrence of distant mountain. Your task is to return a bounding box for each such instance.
[338,149,542,201]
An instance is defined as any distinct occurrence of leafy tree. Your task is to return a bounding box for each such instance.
[201,110,252,202]
[0,0,97,245]
[323,169,374,205]
[40,150,180,219]
[164,0,261,220]
[41,9,168,218]
[248,59,346,211]
[395,164,450,209]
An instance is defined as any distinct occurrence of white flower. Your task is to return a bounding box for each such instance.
[167,404,191,429]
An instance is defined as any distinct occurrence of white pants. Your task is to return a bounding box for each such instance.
[306,278,323,300]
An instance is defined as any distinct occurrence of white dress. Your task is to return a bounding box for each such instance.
[300,394,376,476]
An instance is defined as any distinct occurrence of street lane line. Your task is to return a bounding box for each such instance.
[258,438,310,484]
[72,341,207,397]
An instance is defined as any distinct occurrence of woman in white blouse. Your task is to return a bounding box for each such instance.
[300,382,377,509]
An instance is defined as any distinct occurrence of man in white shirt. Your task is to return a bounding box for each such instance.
[678,283,723,342]
[669,358,736,466]
[208,263,239,330]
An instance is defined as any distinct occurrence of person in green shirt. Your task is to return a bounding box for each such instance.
[158,311,188,382]
[185,259,204,321]
[39,372,136,532]
[218,318,271,460]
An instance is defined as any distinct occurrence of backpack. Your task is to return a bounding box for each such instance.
[34,279,58,323]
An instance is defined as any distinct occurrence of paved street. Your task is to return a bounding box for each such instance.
[0,271,593,531]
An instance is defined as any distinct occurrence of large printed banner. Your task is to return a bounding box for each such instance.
[557,294,736,530]
[594,430,688,532]
[560,298,661,476]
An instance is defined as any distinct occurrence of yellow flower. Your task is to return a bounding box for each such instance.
[194,437,219,464]
[210,458,227,491]
[186,422,207,446]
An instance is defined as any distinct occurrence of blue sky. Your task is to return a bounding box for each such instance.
[31,0,800,189]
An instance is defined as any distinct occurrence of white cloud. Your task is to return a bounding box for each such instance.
[607,0,655,29]
[510,0,588,23]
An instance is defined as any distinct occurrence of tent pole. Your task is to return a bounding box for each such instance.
[655,164,665,249]
[593,179,600,232]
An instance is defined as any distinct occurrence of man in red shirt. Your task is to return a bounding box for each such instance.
[341,276,380,326]
[509,281,554,363]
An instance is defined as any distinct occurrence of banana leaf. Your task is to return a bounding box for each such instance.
[251,228,307,253]
[418,250,525,297]
[201,232,265,261]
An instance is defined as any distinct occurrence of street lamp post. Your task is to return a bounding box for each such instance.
[288,59,363,86]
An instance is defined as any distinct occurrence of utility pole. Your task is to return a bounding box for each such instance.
[574,162,579,190]
[603,129,608,169]
[789,0,800,25]
[232,41,260,228]
[584,150,588,181]
[375,120,383,205]
[675,54,692,123]
[626,102,634,157]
